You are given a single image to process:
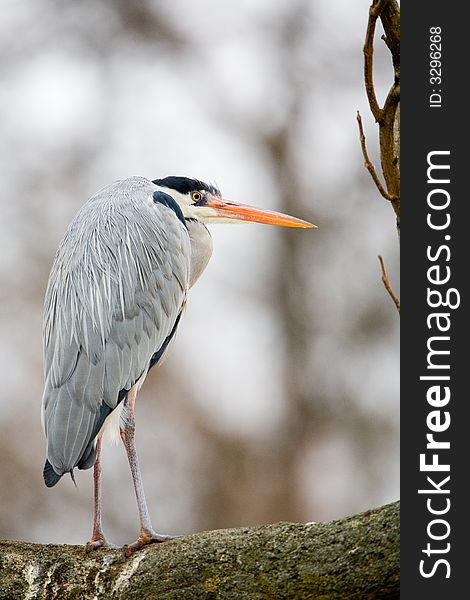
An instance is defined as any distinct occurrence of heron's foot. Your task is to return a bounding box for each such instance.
[122,529,180,557]
[85,535,118,553]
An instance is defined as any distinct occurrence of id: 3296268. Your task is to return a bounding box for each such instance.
[429,26,442,109]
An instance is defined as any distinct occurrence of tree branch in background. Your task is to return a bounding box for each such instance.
[359,0,400,313]
[359,0,400,235]
[357,111,396,202]
[0,502,399,600]
[363,0,388,122]
[378,255,400,315]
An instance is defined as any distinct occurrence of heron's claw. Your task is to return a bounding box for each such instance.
[85,536,118,553]
[122,530,180,557]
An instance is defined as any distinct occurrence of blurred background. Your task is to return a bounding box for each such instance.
[0,0,399,545]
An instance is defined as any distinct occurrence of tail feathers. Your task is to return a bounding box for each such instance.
[77,441,97,471]
[43,460,62,487]
[76,401,113,470]
[43,399,118,487]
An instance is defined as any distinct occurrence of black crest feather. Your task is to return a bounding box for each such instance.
[153,176,220,197]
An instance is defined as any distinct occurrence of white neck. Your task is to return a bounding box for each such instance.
[186,219,213,288]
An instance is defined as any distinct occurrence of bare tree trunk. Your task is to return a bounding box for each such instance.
[0,502,398,599]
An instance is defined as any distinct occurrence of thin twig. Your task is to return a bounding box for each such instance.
[378,255,400,314]
[356,111,397,201]
[363,0,389,122]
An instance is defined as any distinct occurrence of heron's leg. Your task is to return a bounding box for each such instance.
[85,436,109,552]
[120,386,176,557]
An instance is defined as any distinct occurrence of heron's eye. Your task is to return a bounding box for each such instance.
[191,191,202,203]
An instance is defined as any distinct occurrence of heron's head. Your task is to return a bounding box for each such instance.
[153,176,316,228]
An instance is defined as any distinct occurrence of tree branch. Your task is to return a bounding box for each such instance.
[0,502,399,599]
[356,111,397,202]
[378,255,400,315]
[363,0,389,122]
[360,1,401,315]
[360,0,400,237]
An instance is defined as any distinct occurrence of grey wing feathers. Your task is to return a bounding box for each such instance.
[42,177,190,479]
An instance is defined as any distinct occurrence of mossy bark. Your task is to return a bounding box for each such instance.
[0,501,399,600]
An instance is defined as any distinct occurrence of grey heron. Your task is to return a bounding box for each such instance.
[42,175,315,555]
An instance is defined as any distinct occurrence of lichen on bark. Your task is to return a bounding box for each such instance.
[0,501,399,600]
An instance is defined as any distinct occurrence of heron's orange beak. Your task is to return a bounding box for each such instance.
[203,196,316,228]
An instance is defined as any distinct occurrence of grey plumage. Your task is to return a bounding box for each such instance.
[41,173,313,553]
[42,177,191,482]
